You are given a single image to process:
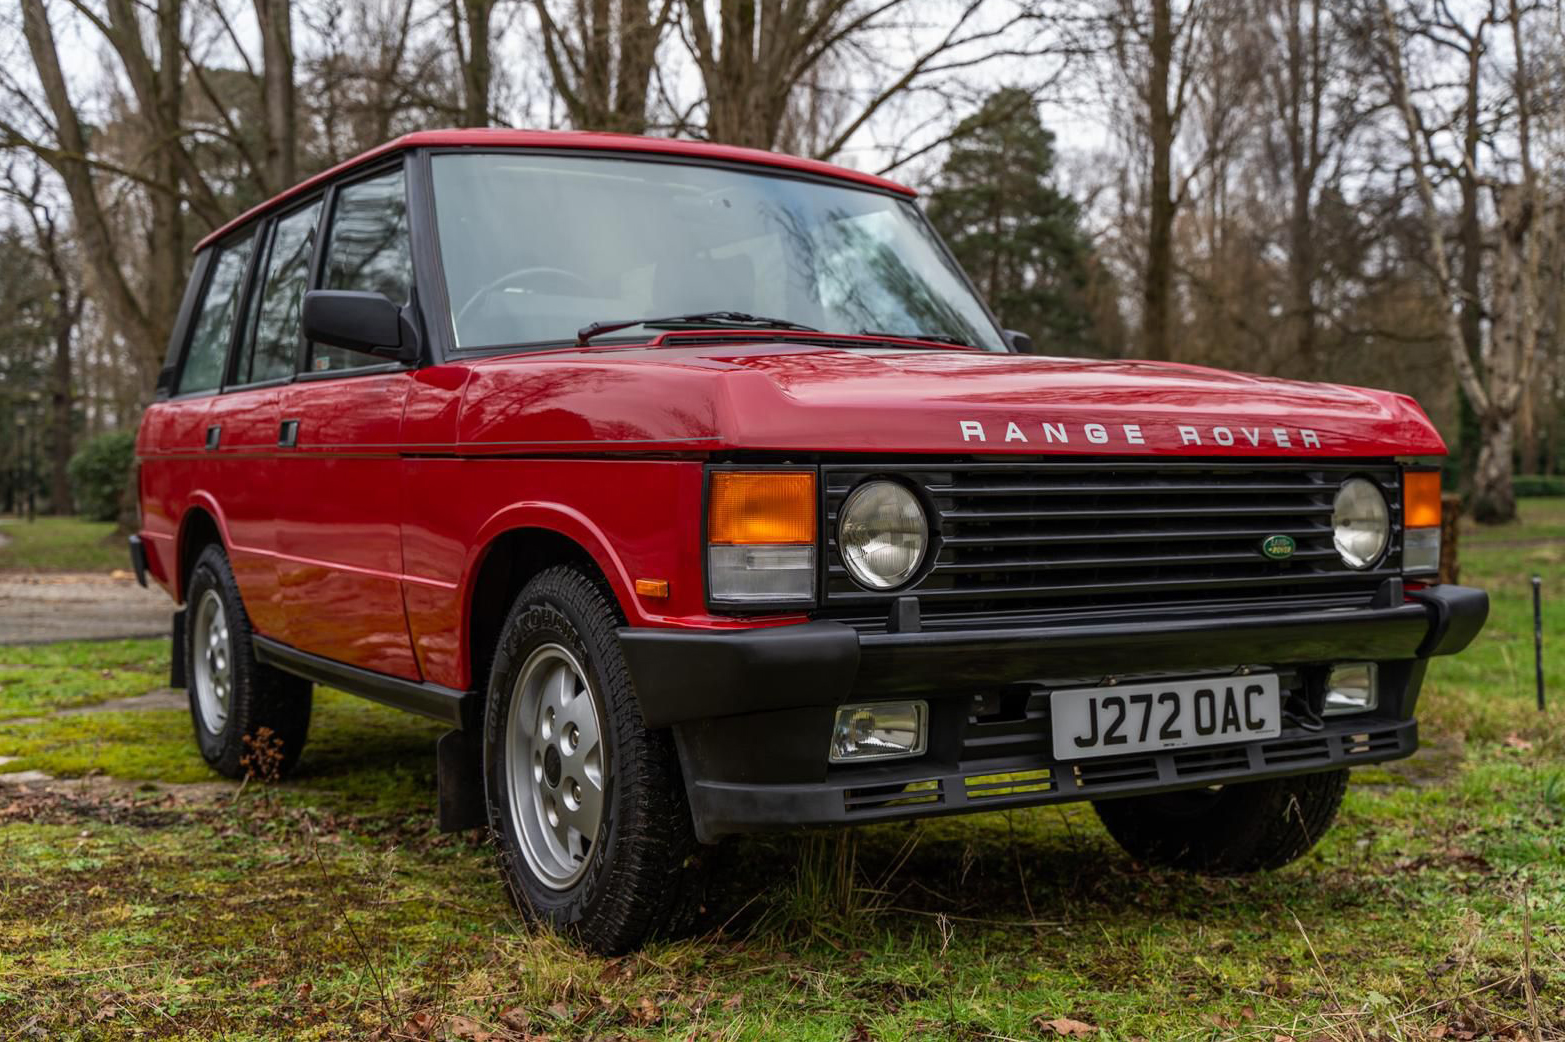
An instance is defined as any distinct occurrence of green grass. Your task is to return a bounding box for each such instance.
[0,639,166,722]
[1,503,1562,1040]
[0,516,127,572]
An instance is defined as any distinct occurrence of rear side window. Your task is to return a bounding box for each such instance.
[234,201,322,386]
[313,167,412,372]
[179,237,253,394]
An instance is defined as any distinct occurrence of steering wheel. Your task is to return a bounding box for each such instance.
[453,266,595,329]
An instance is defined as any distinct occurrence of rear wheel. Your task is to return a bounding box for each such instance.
[185,544,312,780]
[483,565,708,954]
[1092,769,1348,873]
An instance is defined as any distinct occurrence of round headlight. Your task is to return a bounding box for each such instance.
[1332,478,1390,569]
[838,481,928,590]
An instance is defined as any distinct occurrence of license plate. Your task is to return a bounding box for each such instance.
[1050,674,1281,761]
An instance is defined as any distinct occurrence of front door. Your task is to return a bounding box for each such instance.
[274,163,421,680]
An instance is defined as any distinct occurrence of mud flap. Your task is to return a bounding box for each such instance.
[437,728,486,832]
[169,608,187,689]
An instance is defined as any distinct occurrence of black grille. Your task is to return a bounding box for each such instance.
[823,461,1401,623]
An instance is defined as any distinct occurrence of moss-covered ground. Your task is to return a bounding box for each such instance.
[1,503,1562,1040]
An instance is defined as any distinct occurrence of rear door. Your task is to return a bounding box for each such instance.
[275,163,420,679]
[153,234,255,598]
[209,196,325,639]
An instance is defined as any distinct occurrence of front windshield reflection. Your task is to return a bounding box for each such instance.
[429,153,1005,351]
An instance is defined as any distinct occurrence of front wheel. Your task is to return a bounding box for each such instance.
[1092,769,1348,874]
[483,566,707,953]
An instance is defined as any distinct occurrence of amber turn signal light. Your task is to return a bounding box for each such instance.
[634,578,669,599]
[708,472,816,545]
[1403,470,1442,529]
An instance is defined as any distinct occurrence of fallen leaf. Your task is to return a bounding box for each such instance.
[399,1011,436,1040]
[1503,732,1533,751]
[1273,1035,1296,1042]
[548,1001,570,1019]
[447,1015,492,1040]
[1037,1017,1098,1037]
[1203,1014,1235,1029]
[295,980,314,1001]
[248,977,276,990]
[722,994,742,1012]
[846,1022,873,1041]
[631,996,660,1026]
[498,1007,530,1030]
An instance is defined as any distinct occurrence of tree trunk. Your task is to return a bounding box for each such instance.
[457,0,494,126]
[256,0,297,188]
[50,320,73,515]
[1142,0,1175,362]
[1471,412,1515,523]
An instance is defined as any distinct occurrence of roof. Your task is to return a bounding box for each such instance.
[194,129,917,252]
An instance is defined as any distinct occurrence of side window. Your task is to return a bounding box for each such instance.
[178,237,253,394]
[234,201,322,386]
[312,167,412,372]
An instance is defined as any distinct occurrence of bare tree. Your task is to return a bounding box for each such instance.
[533,0,675,133]
[2,159,82,513]
[1378,0,1545,522]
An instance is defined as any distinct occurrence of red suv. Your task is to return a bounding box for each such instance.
[131,130,1487,952]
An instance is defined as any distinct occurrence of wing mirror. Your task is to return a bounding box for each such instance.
[1003,329,1034,352]
[302,290,421,364]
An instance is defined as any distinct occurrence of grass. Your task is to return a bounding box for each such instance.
[0,515,127,573]
[1,502,1562,1040]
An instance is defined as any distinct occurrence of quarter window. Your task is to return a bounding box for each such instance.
[234,201,322,386]
[179,237,253,394]
[313,167,412,372]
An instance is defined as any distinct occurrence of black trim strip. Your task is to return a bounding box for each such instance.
[252,635,472,727]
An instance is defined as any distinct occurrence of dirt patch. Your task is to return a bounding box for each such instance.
[0,572,171,644]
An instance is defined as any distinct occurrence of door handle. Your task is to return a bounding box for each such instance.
[205,425,221,450]
[278,419,300,448]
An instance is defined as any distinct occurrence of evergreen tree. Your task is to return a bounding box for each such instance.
[926,88,1100,355]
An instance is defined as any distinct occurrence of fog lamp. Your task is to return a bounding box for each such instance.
[1323,663,1378,716]
[829,701,928,763]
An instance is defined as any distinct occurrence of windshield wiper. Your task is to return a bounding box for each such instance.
[859,328,970,347]
[576,311,819,346]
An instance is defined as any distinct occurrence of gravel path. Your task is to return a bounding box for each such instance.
[0,572,172,644]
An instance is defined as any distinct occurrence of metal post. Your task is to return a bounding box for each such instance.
[1533,576,1545,712]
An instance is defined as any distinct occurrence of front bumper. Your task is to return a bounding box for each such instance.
[618,584,1487,840]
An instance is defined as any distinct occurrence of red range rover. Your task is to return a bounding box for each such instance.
[131,130,1488,952]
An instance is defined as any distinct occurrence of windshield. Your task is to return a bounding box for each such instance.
[429,152,1006,351]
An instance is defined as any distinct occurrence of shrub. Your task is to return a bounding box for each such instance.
[68,431,137,522]
[1514,474,1565,498]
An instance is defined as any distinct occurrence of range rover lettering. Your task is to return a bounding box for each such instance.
[130,130,1489,953]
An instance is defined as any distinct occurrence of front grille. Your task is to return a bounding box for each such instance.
[823,461,1401,624]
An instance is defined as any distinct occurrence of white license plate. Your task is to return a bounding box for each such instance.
[1050,674,1281,761]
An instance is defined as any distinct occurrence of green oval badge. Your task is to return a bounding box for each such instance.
[1260,534,1297,561]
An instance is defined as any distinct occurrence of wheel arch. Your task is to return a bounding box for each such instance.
[174,495,228,603]
[463,513,631,696]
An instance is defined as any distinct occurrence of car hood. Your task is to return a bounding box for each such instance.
[457,342,1447,457]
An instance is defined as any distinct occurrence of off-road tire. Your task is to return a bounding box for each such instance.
[483,565,708,954]
[1092,768,1348,874]
[185,544,312,779]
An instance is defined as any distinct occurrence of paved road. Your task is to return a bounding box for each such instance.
[0,573,171,645]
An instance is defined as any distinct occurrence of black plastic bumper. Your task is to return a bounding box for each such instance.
[620,585,1488,728]
[618,585,1487,840]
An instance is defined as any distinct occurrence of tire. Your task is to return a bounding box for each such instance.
[185,544,312,780]
[1092,768,1348,874]
[483,565,707,954]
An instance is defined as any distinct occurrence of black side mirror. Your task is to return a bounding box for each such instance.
[1003,329,1034,353]
[302,290,420,364]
